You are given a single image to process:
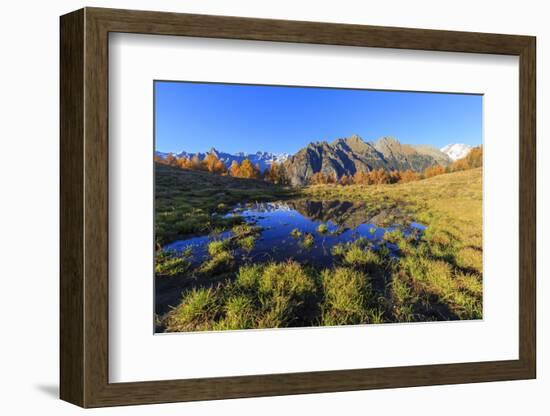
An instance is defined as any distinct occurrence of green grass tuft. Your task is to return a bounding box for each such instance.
[237,235,256,252]
[317,223,329,234]
[207,239,230,257]
[257,261,317,327]
[342,245,381,269]
[199,250,234,275]
[300,233,315,249]
[165,287,219,332]
[321,267,371,326]
[213,295,256,330]
[235,264,263,291]
[155,250,191,277]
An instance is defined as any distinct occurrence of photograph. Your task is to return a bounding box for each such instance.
[153,81,483,333]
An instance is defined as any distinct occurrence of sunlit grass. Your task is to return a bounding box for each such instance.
[199,250,234,275]
[159,168,483,331]
[300,233,315,249]
[155,163,291,245]
[321,267,371,325]
[317,223,329,234]
[155,249,191,277]
[237,235,256,252]
[207,239,230,257]
[165,287,219,332]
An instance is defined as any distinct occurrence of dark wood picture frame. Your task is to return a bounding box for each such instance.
[60,7,536,408]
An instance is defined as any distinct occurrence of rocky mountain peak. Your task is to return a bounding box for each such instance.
[283,135,452,186]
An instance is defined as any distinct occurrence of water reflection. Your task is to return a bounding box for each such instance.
[164,200,426,268]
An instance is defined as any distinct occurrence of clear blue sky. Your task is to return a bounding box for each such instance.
[155,81,482,155]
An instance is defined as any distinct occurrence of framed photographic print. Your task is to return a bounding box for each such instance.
[60,7,536,408]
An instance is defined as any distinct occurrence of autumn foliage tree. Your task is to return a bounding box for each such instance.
[165,154,178,166]
[310,172,326,185]
[467,146,483,168]
[399,169,421,183]
[339,175,352,186]
[423,165,446,178]
[228,160,240,177]
[203,153,227,174]
[369,168,391,185]
[175,157,191,169]
[352,171,370,185]
[449,146,483,172]
[389,170,401,184]
[265,162,289,185]
[227,159,260,179]
[310,171,339,185]
[239,159,260,179]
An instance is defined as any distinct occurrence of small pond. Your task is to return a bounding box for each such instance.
[164,200,426,269]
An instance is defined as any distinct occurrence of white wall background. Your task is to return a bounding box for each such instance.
[0,0,546,414]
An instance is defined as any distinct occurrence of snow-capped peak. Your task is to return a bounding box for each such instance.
[440,143,473,161]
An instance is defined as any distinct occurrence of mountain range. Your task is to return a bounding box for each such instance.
[156,148,290,172]
[156,135,475,186]
[282,135,455,186]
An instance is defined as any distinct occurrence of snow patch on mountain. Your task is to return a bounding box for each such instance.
[440,143,473,161]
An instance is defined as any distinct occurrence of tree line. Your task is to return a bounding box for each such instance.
[154,153,289,184]
[155,145,482,187]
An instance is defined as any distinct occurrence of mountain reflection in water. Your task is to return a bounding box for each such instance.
[164,200,426,268]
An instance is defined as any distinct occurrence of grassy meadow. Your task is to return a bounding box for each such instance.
[155,164,482,332]
[155,163,293,247]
